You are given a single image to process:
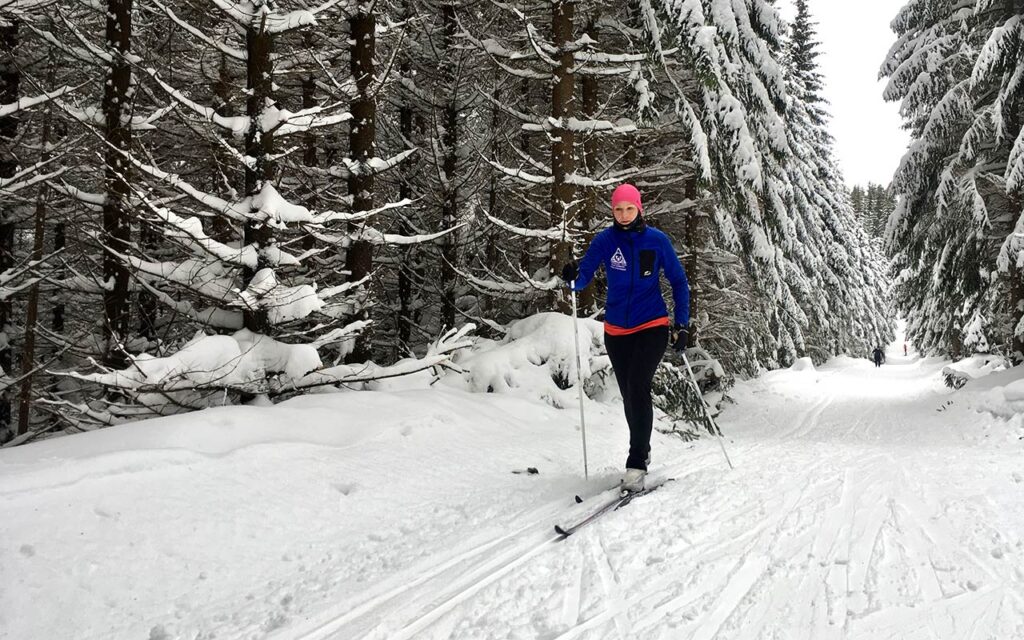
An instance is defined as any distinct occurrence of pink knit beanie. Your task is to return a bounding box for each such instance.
[611,183,643,213]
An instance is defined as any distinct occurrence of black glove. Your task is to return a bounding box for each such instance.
[560,261,579,284]
[672,324,688,352]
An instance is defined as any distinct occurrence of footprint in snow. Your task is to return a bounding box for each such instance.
[19,544,34,557]
[333,483,357,496]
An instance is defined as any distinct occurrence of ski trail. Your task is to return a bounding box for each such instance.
[285,522,541,639]
[382,534,561,640]
[558,554,584,630]
[277,355,1024,639]
[688,555,771,640]
[589,534,632,639]
[781,392,833,440]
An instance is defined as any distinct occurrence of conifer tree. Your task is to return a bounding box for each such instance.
[883,0,1024,358]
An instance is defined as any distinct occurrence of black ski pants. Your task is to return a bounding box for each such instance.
[605,324,668,471]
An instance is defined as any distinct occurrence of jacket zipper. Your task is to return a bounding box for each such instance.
[625,232,635,326]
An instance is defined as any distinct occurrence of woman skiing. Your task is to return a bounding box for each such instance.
[561,184,690,492]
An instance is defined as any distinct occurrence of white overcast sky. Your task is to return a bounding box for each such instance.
[778,0,910,187]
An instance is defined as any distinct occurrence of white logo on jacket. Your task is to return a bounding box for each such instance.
[610,248,627,271]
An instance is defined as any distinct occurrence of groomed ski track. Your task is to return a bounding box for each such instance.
[278,352,1024,639]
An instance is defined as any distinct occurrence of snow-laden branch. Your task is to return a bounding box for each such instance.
[0,167,64,195]
[485,158,551,185]
[145,70,249,138]
[50,181,106,208]
[235,268,324,324]
[131,275,244,330]
[294,324,475,389]
[476,87,545,127]
[147,206,259,268]
[210,0,345,34]
[313,198,413,225]
[0,84,78,118]
[151,0,247,61]
[521,116,637,135]
[459,30,551,80]
[484,212,564,241]
[27,23,106,67]
[264,101,353,137]
[451,260,559,295]
[350,222,465,246]
[0,152,68,191]
[325,149,417,179]
[128,156,245,222]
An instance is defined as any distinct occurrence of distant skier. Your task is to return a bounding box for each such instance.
[872,346,885,367]
[903,343,908,356]
[561,184,690,493]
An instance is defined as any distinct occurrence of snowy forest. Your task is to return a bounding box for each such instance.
[0,0,1021,446]
[3,1,1024,638]
[0,0,896,444]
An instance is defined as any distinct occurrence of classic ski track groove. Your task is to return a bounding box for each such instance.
[288,509,559,639]
[379,466,708,639]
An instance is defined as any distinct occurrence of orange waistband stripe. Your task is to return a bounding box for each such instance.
[603,316,670,336]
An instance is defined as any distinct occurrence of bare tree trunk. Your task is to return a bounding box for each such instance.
[550,0,576,313]
[0,18,18,439]
[578,21,598,314]
[17,59,57,436]
[52,217,65,332]
[346,8,376,362]
[482,74,501,322]
[302,52,318,253]
[210,53,237,244]
[397,15,416,349]
[438,0,459,330]
[242,17,275,334]
[519,79,532,283]
[101,0,134,367]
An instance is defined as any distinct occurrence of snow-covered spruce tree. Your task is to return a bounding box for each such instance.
[658,0,813,367]
[0,6,20,441]
[883,0,1024,359]
[465,0,685,325]
[39,1,436,424]
[0,1,171,434]
[373,0,485,352]
[638,0,894,368]
[784,0,893,356]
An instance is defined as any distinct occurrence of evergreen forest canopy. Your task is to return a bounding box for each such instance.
[0,0,895,442]
[882,0,1024,361]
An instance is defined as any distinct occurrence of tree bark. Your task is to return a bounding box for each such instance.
[0,18,18,438]
[439,0,459,330]
[397,15,416,349]
[17,58,57,436]
[346,7,376,362]
[242,16,275,334]
[578,22,598,314]
[550,0,576,313]
[101,0,134,367]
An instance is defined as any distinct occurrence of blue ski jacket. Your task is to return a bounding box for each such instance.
[571,224,690,329]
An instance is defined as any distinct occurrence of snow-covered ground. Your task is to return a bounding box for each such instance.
[2,321,1022,639]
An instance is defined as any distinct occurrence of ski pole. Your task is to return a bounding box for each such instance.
[681,352,734,470]
[570,283,589,480]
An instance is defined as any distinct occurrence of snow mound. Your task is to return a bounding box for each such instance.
[789,357,815,372]
[446,312,613,408]
[974,372,1024,420]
